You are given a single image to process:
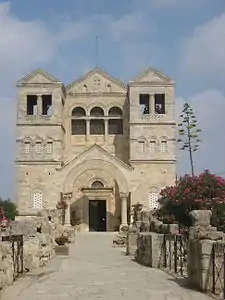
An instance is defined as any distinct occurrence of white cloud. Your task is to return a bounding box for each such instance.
[109,12,156,42]
[0,3,55,81]
[133,0,209,9]
[181,13,225,77]
[0,2,93,197]
[0,2,93,85]
[176,89,225,176]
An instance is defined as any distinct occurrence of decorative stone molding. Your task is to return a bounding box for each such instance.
[119,192,129,199]
[61,192,73,200]
[140,114,164,120]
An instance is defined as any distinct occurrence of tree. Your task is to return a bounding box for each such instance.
[154,170,225,231]
[0,198,17,221]
[177,102,202,176]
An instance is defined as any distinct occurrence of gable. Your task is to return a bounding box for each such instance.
[17,69,62,86]
[132,68,174,84]
[66,68,127,94]
[62,144,133,171]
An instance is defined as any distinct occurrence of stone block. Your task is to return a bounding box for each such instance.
[136,232,164,268]
[55,245,69,256]
[199,240,214,256]
[126,232,138,257]
[189,210,212,227]
[168,224,179,234]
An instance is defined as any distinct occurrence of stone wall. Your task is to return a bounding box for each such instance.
[0,214,61,291]
[128,209,225,297]
[187,210,225,295]
[134,217,180,268]
[0,241,14,290]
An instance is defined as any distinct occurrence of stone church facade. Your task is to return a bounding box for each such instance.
[15,67,176,232]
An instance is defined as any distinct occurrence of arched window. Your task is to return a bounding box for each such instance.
[149,140,156,152]
[33,190,43,209]
[161,140,167,153]
[90,119,104,135]
[24,141,31,154]
[106,84,111,92]
[83,84,87,92]
[46,141,53,154]
[108,106,122,116]
[72,107,86,117]
[35,141,42,154]
[138,139,146,153]
[90,107,104,116]
[91,181,104,188]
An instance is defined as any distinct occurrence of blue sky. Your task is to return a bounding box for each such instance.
[0,0,225,197]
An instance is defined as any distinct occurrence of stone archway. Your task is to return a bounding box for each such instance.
[63,159,129,232]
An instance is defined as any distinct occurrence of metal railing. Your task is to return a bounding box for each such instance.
[2,234,24,280]
[212,242,225,298]
[162,234,187,278]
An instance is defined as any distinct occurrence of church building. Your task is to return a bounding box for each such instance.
[15,67,176,231]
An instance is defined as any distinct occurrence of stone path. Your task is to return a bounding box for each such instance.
[1,233,213,300]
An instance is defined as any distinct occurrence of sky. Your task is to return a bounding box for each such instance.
[0,0,225,198]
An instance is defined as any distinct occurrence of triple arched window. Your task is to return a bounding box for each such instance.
[23,137,53,157]
[71,106,123,135]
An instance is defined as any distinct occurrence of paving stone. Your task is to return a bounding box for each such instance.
[1,232,213,300]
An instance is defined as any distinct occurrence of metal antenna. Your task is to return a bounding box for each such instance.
[95,35,99,68]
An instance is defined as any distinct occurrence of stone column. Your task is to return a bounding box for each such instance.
[150,93,155,114]
[120,192,128,226]
[61,192,72,225]
[104,119,108,143]
[86,120,90,142]
[37,94,42,115]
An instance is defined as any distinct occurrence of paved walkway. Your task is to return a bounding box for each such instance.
[1,233,212,300]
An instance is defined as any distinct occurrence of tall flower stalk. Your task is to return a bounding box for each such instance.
[177,103,202,176]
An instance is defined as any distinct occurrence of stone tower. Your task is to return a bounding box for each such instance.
[15,69,65,213]
[128,68,176,209]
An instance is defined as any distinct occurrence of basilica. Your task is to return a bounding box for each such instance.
[15,67,176,231]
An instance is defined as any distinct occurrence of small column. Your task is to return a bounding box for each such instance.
[120,192,128,226]
[150,93,155,114]
[61,192,72,225]
[86,120,90,142]
[104,119,108,143]
[37,94,42,115]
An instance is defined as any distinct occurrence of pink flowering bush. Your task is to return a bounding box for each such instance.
[154,170,225,231]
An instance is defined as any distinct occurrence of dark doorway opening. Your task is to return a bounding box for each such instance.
[89,200,106,232]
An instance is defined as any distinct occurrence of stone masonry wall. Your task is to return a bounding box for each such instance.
[0,215,58,291]
[128,209,225,297]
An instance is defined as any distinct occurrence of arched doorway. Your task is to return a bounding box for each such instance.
[64,159,129,232]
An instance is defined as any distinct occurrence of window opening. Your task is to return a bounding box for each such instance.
[108,119,123,134]
[91,181,104,188]
[71,120,86,135]
[27,95,38,115]
[155,94,165,114]
[139,94,150,114]
[90,119,105,135]
[42,95,52,116]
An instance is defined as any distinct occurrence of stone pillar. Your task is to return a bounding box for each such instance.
[120,192,128,226]
[61,192,72,225]
[150,93,155,114]
[104,119,108,143]
[86,120,90,142]
[187,210,225,293]
[37,94,42,115]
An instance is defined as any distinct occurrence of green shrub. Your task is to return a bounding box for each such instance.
[154,170,225,231]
